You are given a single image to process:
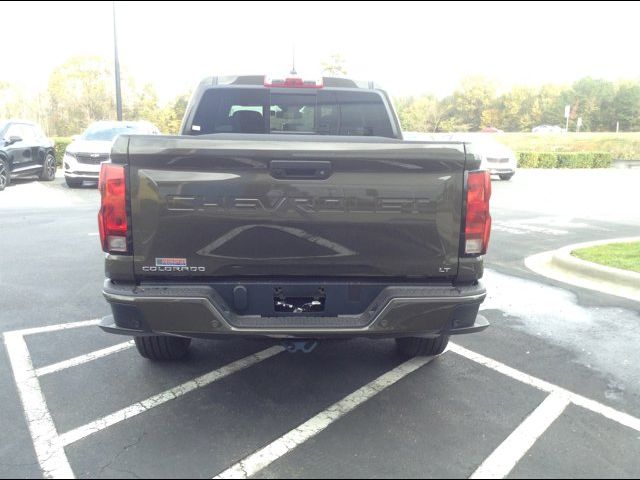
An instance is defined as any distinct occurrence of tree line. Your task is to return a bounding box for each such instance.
[0,56,190,136]
[2,56,640,136]
[395,76,640,133]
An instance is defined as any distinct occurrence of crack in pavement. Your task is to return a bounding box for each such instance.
[97,431,147,479]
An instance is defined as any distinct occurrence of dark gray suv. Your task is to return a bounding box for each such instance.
[0,120,56,191]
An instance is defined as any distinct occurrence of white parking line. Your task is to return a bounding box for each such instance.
[4,319,283,478]
[4,331,75,479]
[491,221,568,236]
[470,392,570,479]
[7,319,640,480]
[213,355,436,479]
[59,345,284,447]
[9,318,102,337]
[449,343,640,433]
[35,341,135,377]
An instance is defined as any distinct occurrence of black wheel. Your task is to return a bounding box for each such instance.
[40,152,56,181]
[0,158,9,191]
[65,177,83,188]
[395,335,450,357]
[499,173,514,181]
[134,335,191,361]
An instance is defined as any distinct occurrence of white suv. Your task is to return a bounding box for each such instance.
[64,121,160,188]
[464,134,517,181]
[403,132,517,181]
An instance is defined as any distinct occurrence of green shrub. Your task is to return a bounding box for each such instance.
[53,137,72,166]
[556,152,612,168]
[517,151,612,168]
[556,153,587,168]
[517,152,540,168]
[537,153,557,168]
[517,152,557,168]
[591,152,613,168]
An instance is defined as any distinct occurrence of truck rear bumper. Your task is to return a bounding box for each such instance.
[100,280,488,339]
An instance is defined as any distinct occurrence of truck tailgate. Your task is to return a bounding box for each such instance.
[124,134,467,279]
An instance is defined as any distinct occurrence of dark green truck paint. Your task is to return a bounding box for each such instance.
[101,77,488,343]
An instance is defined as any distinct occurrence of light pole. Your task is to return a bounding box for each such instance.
[113,1,123,121]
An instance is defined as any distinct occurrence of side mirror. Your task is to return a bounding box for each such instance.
[7,136,22,145]
[71,135,80,142]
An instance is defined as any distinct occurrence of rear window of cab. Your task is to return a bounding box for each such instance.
[189,88,395,138]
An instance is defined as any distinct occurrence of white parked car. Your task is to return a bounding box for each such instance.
[403,131,517,180]
[64,121,160,188]
[532,125,564,134]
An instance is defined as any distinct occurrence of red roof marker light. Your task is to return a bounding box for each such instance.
[264,77,323,89]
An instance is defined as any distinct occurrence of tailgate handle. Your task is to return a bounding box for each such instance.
[270,160,332,180]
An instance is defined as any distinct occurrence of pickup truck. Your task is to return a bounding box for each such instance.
[98,75,491,361]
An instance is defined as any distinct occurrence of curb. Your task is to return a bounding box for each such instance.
[613,159,640,169]
[551,237,640,291]
[524,237,640,303]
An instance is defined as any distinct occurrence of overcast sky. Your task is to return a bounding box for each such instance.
[3,1,639,101]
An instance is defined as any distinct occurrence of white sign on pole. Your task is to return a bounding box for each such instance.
[564,105,571,118]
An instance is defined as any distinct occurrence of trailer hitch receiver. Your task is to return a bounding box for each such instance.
[282,340,319,354]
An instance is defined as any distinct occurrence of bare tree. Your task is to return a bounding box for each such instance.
[321,54,347,75]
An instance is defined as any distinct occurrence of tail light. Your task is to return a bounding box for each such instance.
[264,76,323,88]
[98,163,128,253]
[464,171,491,255]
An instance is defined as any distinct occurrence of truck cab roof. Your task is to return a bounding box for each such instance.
[196,75,384,90]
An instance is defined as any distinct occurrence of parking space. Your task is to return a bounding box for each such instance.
[250,352,547,480]
[5,313,640,479]
[509,405,640,479]
[2,170,640,479]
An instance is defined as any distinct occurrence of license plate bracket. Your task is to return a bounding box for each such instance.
[274,288,326,313]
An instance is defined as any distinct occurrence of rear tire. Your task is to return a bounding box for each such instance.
[65,177,83,188]
[499,173,514,181]
[395,335,450,357]
[0,158,9,191]
[40,153,56,181]
[134,335,191,361]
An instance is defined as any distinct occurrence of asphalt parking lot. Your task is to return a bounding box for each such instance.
[1,170,639,479]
